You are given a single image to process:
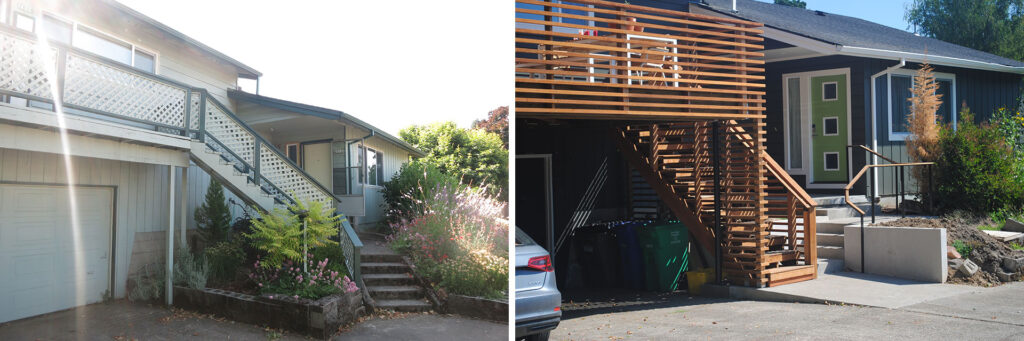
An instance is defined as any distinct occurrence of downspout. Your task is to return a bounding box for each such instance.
[869,58,905,207]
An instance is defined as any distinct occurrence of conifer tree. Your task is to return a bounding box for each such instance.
[195,180,232,244]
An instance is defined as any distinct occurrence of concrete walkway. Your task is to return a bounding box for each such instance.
[720,271,984,309]
[0,300,507,340]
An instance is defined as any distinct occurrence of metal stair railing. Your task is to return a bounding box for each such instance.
[0,25,363,283]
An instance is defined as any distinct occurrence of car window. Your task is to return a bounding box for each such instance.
[515,226,536,246]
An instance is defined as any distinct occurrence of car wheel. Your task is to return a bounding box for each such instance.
[526,331,551,341]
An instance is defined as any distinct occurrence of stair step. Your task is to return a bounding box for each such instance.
[817,245,844,260]
[817,232,844,247]
[368,285,424,300]
[362,253,404,263]
[364,273,417,286]
[361,262,410,274]
[376,299,433,313]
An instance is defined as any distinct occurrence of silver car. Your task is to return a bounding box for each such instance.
[515,227,561,341]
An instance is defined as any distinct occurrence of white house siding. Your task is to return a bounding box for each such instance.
[0,147,185,298]
[14,0,241,109]
[356,136,412,229]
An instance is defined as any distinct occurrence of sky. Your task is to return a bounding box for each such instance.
[764,0,915,32]
[117,0,512,136]
[114,1,911,136]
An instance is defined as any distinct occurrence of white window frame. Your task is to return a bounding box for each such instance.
[886,69,956,142]
[30,11,162,74]
[823,152,840,171]
[0,0,9,25]
[823,116,839,136]
[359,145,384,187]
[821,81,838,101]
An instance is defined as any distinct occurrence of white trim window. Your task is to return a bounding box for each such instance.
[13,12,161,74]
[0,0,7,25]
[886,69,956,141]
[359,146,384,186]
[823,152,840,171]
[823,116,839,136]
[821,81,838,101]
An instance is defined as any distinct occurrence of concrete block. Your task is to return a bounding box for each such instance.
[1004,218,1024,233]
[845,224,948,283]
[995,270,1015,282]
[957,259,980,277]
[1002,257,1024,272]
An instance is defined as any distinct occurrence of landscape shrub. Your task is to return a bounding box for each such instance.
[381,160,461,227]
[387,181,508,299]
[311,244,349,277]
[174,248,209,289]
[934,106,1024,213]
[204,239,246,285]
[194,180,233,246]
[249,256,358,300]
[244,199,340,269]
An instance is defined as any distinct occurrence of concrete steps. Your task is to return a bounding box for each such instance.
[361,252,433,313]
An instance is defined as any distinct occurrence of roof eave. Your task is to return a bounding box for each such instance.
[107,0,262,78]
[227,90,426,157]
[838,46,1024,74]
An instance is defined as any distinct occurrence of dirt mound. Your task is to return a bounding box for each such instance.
[874,216,1023,286]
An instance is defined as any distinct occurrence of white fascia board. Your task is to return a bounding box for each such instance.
[837,46,1024,74]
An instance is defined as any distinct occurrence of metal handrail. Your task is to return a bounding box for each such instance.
[847,144,897,165]
[844,161,935,273]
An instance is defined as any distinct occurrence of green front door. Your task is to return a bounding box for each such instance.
[810,74,848,183]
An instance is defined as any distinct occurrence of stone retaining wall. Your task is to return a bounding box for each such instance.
[173,287,364,339]
[444,294,508,322]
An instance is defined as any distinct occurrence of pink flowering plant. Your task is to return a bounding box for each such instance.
[386,179,508,299]
[249,254,358,300]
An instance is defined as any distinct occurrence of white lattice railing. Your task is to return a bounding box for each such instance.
[0,26,362,282]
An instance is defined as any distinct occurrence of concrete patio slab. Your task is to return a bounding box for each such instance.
[714,271,985,309]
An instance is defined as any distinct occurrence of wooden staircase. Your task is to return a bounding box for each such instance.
[615,119,818,287]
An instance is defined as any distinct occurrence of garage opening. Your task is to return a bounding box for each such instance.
[0,184,114,323]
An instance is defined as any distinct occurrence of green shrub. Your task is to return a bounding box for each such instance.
[128,263,164,301]
[205,240,246,284]
[381,160,461,227]
[310,244,349,277]
[953,240,973,258]
[250,256,358,300]
[437,250,508,299]
[194,180,232,246]
[244,199,340,269]
[174,248,208,289]
[934,106,1024,213]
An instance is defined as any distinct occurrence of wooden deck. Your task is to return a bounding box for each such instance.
[515,0,765,121]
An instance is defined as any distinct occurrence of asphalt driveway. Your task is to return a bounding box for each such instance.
[0,300,508,340]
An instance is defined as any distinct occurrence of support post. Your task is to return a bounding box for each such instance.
[166,166,176,306]
[928,164,934,214]
[870,165,875,224]
[860,213,865,273]
[900,166,906,218]
[712,121,722,284]
[180,167,188,246]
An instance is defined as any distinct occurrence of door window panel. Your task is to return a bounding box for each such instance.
[786,78,802,169]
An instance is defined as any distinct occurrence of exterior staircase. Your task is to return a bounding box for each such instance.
[0,26,363,284]
[615,120,819,287]
[360,235,432,313]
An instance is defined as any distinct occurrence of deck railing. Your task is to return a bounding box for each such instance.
[0,25,362,282]
[515,0,766,120]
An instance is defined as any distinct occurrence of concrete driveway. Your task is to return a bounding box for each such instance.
[0,300,508,340]
[553,283,1024,340]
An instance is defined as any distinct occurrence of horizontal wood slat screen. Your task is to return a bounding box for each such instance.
[516,0,765,121]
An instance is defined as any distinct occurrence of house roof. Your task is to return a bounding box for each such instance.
[106,0,262,78]
[227,90,426,157]
[697,0,1024,72]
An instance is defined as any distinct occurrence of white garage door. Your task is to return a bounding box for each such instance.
[0,185,113,323]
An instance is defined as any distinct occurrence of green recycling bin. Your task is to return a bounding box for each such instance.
[639,221,690,292]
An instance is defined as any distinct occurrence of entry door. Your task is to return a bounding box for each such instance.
[810,73,849,183]
[302,142,333,191]
[0,185,113,323]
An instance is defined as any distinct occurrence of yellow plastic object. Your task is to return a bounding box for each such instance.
[686,268,715,295]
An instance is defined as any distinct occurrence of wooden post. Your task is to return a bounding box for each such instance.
[180,167,188,246]
[804,208,817,277]
[166,165,176,306]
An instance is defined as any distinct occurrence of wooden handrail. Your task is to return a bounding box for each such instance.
[763,152,818,209]
[843,162,935,215]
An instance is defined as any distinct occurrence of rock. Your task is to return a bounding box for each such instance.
[1005,218,1024,233]
[947,246,962,259]
[1003,257,1024,272]
[957,259,980,277]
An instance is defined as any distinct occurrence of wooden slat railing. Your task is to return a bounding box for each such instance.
[515,0,766,121]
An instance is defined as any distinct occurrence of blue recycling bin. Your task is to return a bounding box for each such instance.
[614,221,646,290]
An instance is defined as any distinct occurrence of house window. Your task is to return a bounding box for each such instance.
[0,0,7,25]
[890,75,912,134]
[823,117,839,136]
[936,79,953,124]
[786,77,802,169]
[364,147,384,186]
[822,82,838,101]
[285,143,300,164]
[823,152,840,171]
[74,27,132,65]
[14,12,33,32]
[133,49,156,73]
[515,0,593,32]
[41,15,71,44]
